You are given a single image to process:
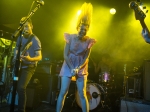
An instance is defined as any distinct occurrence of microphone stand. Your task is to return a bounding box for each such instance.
[12,3,43,39]
[9,33,22,112]
[9,2,44,112]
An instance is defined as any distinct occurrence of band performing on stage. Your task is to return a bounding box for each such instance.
[0,0,150,112]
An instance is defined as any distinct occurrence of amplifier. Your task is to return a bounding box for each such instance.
[26,84,42,109]
[143,60,150,101]
[35,63,52,75]
[35,61,63,75]
[126,76,141,98]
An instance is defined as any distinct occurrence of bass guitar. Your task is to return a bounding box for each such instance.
[129,1,150,36]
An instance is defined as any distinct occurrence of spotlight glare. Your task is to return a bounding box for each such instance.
[110,8,116,14]
[77,10,81,16]
[139,6,143,10]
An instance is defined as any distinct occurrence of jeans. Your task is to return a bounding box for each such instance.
[17,67,36,112]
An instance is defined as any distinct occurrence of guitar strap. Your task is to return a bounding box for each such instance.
[21,34,34,51]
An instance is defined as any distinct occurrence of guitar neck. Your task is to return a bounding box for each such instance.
[140,19,150,36]
[20,50,26,56]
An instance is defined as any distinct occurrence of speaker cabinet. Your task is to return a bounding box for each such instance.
[120,97,150,112]
[125,76,141,98]
[143,60,150,101]
[31,73,59,103]
[26,85,42,109]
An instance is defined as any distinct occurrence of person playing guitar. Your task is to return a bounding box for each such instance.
[12,17,42,112]
[129,1,150,42]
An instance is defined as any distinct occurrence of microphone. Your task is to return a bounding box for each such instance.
[35,0,44,6]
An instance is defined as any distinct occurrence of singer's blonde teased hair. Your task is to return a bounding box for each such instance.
[76,2,93,30]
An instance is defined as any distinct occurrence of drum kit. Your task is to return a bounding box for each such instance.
[64,71,115,111]
[76,83,107,110]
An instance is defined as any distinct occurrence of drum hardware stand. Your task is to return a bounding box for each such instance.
[0,82,4,106]
[101,88,112,111]
[68,94,77,108]
[98,70,114,111]
[66,91,80,109]
[123,76,128,97]
[123,64,128,97]
[65,81,77,108]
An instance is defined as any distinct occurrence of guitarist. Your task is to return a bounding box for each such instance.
[12,17,42,112]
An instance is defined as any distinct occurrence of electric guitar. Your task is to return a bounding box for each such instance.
[129,1,150,36]
[12,41,32,73]
[19,41,33,69]
[20,41,32,58]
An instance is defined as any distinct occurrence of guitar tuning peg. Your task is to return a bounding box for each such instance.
[139,2,143,5]
[143,6,146,9]
[146,10,148,13]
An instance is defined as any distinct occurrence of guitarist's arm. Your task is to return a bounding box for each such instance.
[141,20,150,43]
[20,50,42,62]
[142,28,150,43]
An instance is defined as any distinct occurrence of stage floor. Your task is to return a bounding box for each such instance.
[0,101,119,112]
[1,97,150,112]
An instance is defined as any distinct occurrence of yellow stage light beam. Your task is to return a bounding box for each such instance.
[111,3,150,60]
[77,10,81,16]
[88,6,115,40]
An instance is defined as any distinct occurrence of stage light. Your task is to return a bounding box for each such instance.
[110,8,116,14]
[139,5,143,9]
[77,10,81,16]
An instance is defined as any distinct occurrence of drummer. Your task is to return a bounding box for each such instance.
[93,53,115,83]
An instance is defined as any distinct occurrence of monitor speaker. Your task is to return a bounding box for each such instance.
[120,98,150,112]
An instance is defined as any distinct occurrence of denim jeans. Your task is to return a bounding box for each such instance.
[17,67,36,112]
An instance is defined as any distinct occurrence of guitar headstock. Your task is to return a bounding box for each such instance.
[129,1,146,20]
